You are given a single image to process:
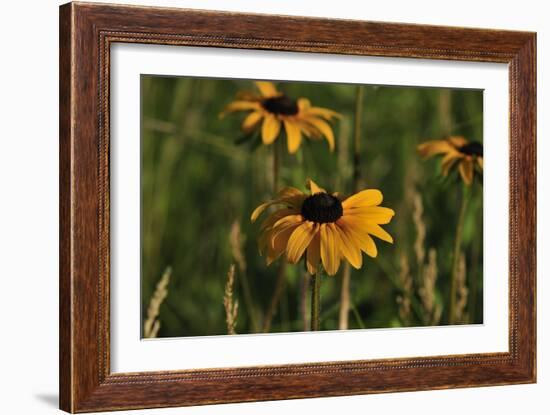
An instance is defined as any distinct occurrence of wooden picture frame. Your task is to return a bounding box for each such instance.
[59,2,536,412]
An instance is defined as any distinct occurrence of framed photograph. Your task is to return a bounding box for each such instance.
[59,2,536,412]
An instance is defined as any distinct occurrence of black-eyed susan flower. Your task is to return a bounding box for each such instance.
[221,81,340,154]
[417,136,483,185]
[251,179,395,276]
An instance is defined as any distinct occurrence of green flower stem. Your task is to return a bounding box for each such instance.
[339,85,364,330]
[449,184,469,325]
[311,273,321,331]
[262,260,287,333]
[301,270,311,331]
[273,140,281,192]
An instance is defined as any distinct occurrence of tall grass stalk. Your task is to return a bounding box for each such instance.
[398,191,442,326]
[454,252,469,323]
[229,221,259,332]
[419,249,442,325]
[223,265,239,335]
[339,84,364,330]
[396,254,413,325]
[438,89,453,135]
[412,192,426,273]
[143,267,171,338]
[449,185,469,324]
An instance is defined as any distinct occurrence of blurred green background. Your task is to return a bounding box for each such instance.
[141,75,483,337]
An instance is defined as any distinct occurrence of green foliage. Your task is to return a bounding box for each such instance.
[141,75,483,337]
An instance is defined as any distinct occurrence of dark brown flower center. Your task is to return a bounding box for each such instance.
[301,193,343,223]
[458,141,483,157]
[262,95,299,116]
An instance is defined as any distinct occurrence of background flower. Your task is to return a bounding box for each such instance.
[221,81,340,153]
[417,136,483,185]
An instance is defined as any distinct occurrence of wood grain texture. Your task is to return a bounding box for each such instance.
[59,3,73,411]
[59,2,536,412]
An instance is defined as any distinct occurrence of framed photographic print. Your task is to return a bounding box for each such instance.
[59,2,536,412]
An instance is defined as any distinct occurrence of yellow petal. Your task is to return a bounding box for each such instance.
[251,202,271,223]
[273,186,306,202]
[284,120,302,154]
[236,90,261,101]
[363,223,393,243]
[343,206,395,225]
[260,208,297,231]
[272,214,304,231]
[220,100,261,117]
[448,136,468,148]
[266,223,300,265]
[336,217,378,257]
[269,216,303,246]
[306,178,326,194]
[242,111,263,132]
[297,98,311,111]
[306,230,321,275]
[262,114,281,145]
[255,81,279,98]
[276,188,307,211]
[286,222,317,264]
[250,187,304,223]
[459,158,474,185]
[271,212,303,228]
[276,186,304,198]
[360,233,377,257]
[417,140,454,158]
[304,117,335,151]
[333,223,362,269]
[320,224,341,276]
[342,189,383,209]
[477,156,484,170]
[275,189,307,211]
[260,216,292,254]
[441,152,462,176]
[298,121,322,139]
[305,105,341,120]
